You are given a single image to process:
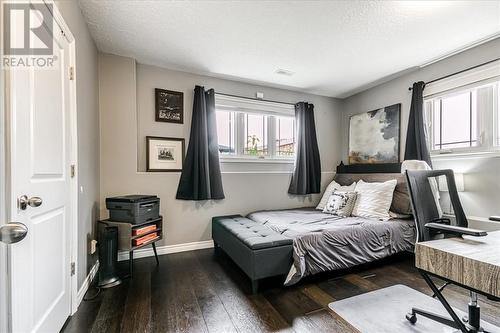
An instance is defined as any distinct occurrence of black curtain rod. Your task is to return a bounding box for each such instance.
[408,57,500,91]
[214,92,296,106]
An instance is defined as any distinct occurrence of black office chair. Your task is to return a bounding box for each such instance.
[405,169,491,333]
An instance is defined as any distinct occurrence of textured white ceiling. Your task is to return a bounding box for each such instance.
[78,0,500,98]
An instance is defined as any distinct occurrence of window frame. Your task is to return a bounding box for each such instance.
[215,94,296,163]
[424,70,500,158]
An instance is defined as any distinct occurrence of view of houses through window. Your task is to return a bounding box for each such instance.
[216,109,296,159]
[275,116,295,157]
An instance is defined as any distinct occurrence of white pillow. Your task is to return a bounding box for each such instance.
[316,180,356,210]
[352,179,397,220]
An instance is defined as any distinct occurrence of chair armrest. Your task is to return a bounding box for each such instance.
[425,223,488,237]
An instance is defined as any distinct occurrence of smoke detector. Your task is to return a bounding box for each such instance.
[275,68,295,76]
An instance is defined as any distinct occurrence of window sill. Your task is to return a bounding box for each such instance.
[467,216,500,232]
[442,214,500,232]
[431,149,500,160]
[220,156,295,164]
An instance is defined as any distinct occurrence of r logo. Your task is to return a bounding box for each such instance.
[3,2,54,55]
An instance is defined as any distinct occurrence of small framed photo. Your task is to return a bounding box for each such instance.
[146,136,185,172]
[155,88,184,124]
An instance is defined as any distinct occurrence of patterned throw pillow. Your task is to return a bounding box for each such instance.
[323,191,358,217]
[316,180,357,210]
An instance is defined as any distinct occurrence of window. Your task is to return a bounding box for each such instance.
[244,113,268,156]
[424,73,500,155]
[216,111,235,154]
[428,90,478,150]
[275,116,295,157]
[215,94,296,160]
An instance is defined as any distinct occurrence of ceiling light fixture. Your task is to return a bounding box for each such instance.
[275,68,295,76]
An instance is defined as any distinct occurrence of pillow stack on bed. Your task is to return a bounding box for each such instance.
[317,177,400,220]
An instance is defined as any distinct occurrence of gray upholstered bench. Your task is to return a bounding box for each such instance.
[212,215,293,293]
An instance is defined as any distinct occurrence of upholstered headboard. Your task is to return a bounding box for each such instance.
[333,173,411,215]
[336,161,402,174]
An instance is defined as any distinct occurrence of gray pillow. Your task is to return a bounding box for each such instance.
[323,191,358,217]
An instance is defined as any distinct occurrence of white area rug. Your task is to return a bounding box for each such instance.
[328,284,499,333]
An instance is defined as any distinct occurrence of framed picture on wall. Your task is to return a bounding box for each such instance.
[155,88,184,124]
[146,136,185,172]
[348,103,401,164]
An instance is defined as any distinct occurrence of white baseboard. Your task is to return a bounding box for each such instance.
[118,239,214,261]
[74,260,99,314]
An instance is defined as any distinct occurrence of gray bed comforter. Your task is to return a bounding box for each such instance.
[247,208,416,285]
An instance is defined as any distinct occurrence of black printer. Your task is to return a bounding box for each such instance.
[105,195,160,224]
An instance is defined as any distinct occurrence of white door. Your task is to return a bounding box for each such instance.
[6,12,74,333]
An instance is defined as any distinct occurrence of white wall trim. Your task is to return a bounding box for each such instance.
[220,157,295,164]
[67,36,80,324]
[73,261,99,315]
[49,0,75,44]
[118,240,214,261]
[431,150,500,161]
[420,32,500,68]
[0,3,9,328]
[51,0,81,319]
[215,93,295,116]
[424,59,500,98]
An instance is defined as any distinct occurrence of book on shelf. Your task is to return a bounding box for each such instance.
[132,224,157,236]
[133,232,158,246]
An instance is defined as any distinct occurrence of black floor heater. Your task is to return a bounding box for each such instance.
[97,223,122,288]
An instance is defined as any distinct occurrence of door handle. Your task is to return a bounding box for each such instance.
[0,222,28,244]
[18,195,43,210]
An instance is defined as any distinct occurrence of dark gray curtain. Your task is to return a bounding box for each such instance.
[404,81,432,167]
[288,102,321,195]
[176,86,225,200]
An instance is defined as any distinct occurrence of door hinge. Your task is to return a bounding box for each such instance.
[70,164,76,178]
[71,262,75,276]
[69,66,74,81]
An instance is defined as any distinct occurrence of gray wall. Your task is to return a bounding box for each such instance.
[55,0,100,289]
[99,54,343,247]
[341,38,500,218]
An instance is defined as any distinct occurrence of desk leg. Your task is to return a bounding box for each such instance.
[129,251,134,277]
[152,242,159,265]
[420,270,469,333]
[468,292,480,331]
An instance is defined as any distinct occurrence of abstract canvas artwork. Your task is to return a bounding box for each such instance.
[348,104,400,164]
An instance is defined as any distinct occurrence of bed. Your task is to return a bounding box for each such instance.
[247,208,415,285]
[212,168,417,291]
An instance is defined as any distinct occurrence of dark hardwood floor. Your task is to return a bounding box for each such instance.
[63,249,500,333]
